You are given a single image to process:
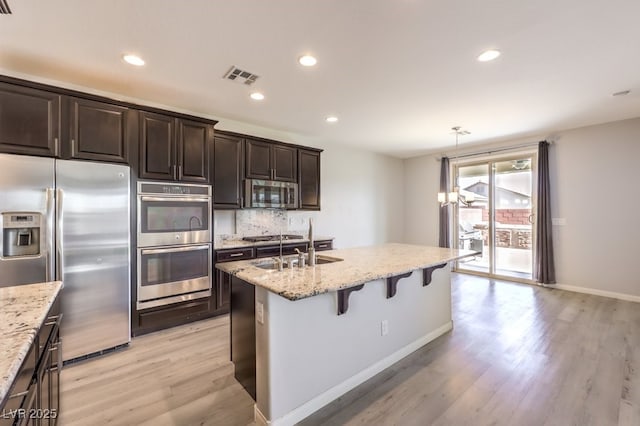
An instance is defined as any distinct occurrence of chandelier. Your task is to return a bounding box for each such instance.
[438,126,475,206]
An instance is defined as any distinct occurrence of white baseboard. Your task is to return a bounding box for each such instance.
[258,321,454,426]
[254,405,270,426]
[550,283,640,303]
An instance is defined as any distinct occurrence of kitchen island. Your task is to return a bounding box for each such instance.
[216,243,477,426]
[0,281,63,415]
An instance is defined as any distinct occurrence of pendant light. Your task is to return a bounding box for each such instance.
[438,126,471,206]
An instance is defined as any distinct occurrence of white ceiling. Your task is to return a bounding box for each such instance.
[1,0,639,158]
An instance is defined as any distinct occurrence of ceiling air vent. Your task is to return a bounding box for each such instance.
[223,66,259,85]
[0,0,12,14]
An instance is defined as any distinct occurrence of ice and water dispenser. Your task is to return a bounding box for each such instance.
[2,212,42,257]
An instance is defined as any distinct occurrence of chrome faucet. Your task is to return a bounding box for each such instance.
[294,248,306,268]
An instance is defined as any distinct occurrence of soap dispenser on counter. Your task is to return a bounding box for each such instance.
[307,218,315,266]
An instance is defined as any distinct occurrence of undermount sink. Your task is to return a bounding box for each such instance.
[254,255,343,270]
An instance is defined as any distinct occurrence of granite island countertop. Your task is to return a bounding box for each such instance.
[215,235,334,250]
[0,281,63,407]
[215,243,478,300]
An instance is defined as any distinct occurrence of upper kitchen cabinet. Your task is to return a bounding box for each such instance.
[139,111,176,180]
[213,133,244,209]
[0,82,61,157]
[177,119,212,183]
[298,148,321,210]
[139,112,213,182]
[65,97,134,163]
[245,138,297,182]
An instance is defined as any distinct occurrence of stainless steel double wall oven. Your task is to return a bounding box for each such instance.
[136,181,212,310]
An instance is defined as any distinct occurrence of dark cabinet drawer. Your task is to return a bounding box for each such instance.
[255,242,308,259]
[138,298,213,330]
[314,240,333,251]
[216,248,255,262]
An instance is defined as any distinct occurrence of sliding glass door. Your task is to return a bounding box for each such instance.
[455,154,536,281]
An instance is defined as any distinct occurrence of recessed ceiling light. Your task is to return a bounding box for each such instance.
[250,92,265,101]
[122,54,145,66]
[298,55,318,67]
[477,49,501,62]
[325,116,338,123]
[612,90,631,97]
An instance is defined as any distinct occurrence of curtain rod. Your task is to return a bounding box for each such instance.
[437,140,551,161]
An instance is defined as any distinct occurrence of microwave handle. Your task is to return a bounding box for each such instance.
[141,244,210,255]
[140,196,210,203]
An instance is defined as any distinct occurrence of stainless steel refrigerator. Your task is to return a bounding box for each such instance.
[0,153,131,361]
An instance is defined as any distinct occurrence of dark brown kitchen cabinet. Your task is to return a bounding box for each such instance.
[0,82,61,157]
[214,247,256,311]
[66,97,133,163]
[1,293,61,426]
[245,138,297,182]
[298,149,321,210]
[177,119,212,182]
[213,133,244,208]
[139,111,175,180]
[216,269,231,311]
[135,298,214,336]
[139,112,212,182]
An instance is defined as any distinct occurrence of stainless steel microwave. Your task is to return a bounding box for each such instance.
[245,179,298,209]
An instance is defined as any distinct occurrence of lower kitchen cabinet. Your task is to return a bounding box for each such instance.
[214,247,255,313]
[1,295,61,426]
[133,297,218,336]
[216,269,231,310]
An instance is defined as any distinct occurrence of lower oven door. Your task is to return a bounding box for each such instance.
[137,243,212,310]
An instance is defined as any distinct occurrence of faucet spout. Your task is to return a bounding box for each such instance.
[279,231,284,266]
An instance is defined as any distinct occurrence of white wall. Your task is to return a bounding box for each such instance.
[403,117,640,299]
[214,131,405,249]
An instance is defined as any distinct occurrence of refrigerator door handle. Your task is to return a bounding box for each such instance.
[45,188,55,282]
[56,188,64,280]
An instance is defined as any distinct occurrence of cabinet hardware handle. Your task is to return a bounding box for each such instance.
[54,137,59,155]
[229,253,244,257]
[142,244,210,255]
[178,165,183,180]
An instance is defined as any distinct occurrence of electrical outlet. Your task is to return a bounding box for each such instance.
[256,302,264,324]
[381,320,389,336]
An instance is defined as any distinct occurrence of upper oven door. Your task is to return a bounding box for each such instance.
[137,195,211,247]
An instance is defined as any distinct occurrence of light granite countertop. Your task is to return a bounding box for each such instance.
[0,281,63,407]
[215,243,478,300]
[215,235,334,250]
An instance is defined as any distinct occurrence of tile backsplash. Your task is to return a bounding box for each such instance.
[235,209,288,236]
[214,209,316,243]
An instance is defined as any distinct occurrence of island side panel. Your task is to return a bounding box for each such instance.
[230,276,257,400]
[255,267,452,424]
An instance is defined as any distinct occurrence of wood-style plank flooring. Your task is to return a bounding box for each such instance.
[60,274,640,425]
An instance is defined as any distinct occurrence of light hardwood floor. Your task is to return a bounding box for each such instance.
[60,274,640,425]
